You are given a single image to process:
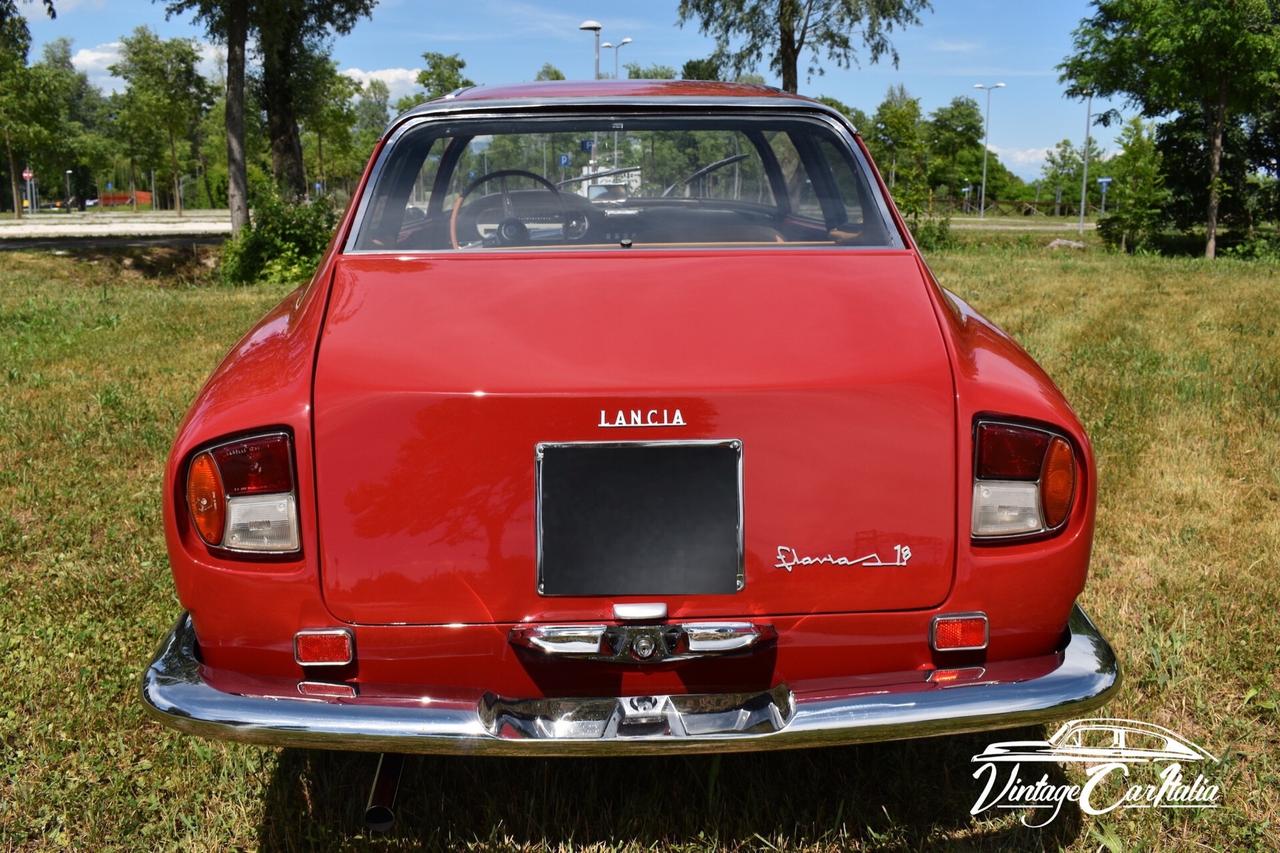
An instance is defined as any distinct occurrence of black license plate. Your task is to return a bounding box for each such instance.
[536,441,742,596]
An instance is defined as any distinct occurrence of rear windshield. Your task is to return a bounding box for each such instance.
[348,113,901,252]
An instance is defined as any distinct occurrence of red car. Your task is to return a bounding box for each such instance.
[143,81,1119,761]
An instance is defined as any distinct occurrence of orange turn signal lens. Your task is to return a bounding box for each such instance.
[931,614,989,651]
[186,451,225,545]
[1040,437,1076,528]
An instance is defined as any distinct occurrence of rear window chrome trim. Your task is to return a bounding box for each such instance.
[533,439,746,596]
[342,107,902,255]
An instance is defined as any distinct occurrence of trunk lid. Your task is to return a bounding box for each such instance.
[314,251,955,625]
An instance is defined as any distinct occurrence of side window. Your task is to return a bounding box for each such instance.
[817,137,865,226]
[765,131,823,219]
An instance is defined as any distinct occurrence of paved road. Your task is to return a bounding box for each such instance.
[0,234,227,252]
[0,210,231,248]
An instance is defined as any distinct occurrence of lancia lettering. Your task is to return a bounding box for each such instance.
[598,408,686,428]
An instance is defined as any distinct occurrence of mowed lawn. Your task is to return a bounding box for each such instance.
[1,243,1277,850]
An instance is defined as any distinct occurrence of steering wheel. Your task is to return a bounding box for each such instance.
[449,169,567,249]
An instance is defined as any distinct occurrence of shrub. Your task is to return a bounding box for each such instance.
[220,189,337,284]
[1223,231,1280,262]
[912,215,955,252]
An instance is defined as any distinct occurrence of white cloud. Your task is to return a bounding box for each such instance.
[930,39,980,53]
[341,67,421,102]
[71,41,123,92]
[71,39,222,93]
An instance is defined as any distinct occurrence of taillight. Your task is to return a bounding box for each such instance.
[185,432,300,553]
[972,420,1077,539]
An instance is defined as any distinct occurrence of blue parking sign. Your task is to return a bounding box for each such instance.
[579,139,593,153]
[559,153,571,167]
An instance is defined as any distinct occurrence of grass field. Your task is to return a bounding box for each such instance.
[1,242,1277,850]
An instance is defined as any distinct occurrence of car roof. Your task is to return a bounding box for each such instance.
[389,79,853,135]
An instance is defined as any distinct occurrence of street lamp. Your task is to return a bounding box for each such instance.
[1078,92,1094,236]
[579,20,602,80]
[973,82,1005,220]
[601,36,632,79]
[65,169,72,209]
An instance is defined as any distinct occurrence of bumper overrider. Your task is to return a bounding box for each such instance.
[140,606,1119,756]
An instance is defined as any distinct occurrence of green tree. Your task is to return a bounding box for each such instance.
[1059,0,1280,258]
[535,62,565,81]
[36,38,114,207]
[625,62,677,80]
[165,0,252,231]
[681,56,721,81]
[353,78,389,150]
[0,16,63,217]
[252,0,375,198]
[677,0,932,93]
[867,85,925,191]
[1040,136,1107,213]
[298,56,359,195]
[1100,117,1168,250]
[111,27,210,215]
[926,96,982,195]
[815,95,869,132]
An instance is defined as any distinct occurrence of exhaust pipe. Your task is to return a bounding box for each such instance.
[364,753,405,833]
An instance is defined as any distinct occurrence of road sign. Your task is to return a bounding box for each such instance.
[21,168,33,182]
[559,153,571,167]
[1097,176,1113,187]
[579,139,593,153]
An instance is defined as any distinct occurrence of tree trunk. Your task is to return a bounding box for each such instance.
[316,130,324,196]
[225,0,250,232]
[169,130,184,217]
[1204,84,1226,260]
[260,17,307,200]
[778,0,800,93]
[4,132,20,220]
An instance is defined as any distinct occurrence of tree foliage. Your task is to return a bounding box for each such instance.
[677,0,932,92]
[1098,117,1168,251]
[534,62,565,81]
[110,27,210,215]
[625,62,678,80]
[1058,0,1280,257]
[681,56,721,81]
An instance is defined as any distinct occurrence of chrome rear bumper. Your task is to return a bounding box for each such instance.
[140,606,1119,756]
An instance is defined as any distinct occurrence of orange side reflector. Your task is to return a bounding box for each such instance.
[298,681,357,698]
[932,615,988,650]
[186,452,225,545]
[1040,437,1076,528]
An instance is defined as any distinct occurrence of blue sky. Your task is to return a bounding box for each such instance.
[22,0,1126,180]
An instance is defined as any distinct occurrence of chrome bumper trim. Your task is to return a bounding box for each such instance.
[140,606,1120,756]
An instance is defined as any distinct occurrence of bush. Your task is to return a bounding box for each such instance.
[1223,231,1280,262]
[220,189,338,284]
[911,215,955,251]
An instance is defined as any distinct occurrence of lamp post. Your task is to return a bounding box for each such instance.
[973,82,1005,220]
[579,20,602,80]
[602,36,631,79]
[1078,92,1093,236]
[601,37,633,168]
[65,169,72,209]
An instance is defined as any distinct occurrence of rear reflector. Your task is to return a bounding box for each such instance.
[294,630,354,666]
[931,614,988,651]
[930,666,986,685]
[298,681,358,698]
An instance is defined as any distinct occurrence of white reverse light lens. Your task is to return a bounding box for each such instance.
[224,493,299,552]
[972,480,1042,537]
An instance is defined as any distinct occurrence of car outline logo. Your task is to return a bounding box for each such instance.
[972,717,1218,765]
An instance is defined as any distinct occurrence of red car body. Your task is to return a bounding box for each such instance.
[143,81,1118,755]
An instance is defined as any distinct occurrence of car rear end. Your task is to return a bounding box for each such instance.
[143,83,1119,754]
